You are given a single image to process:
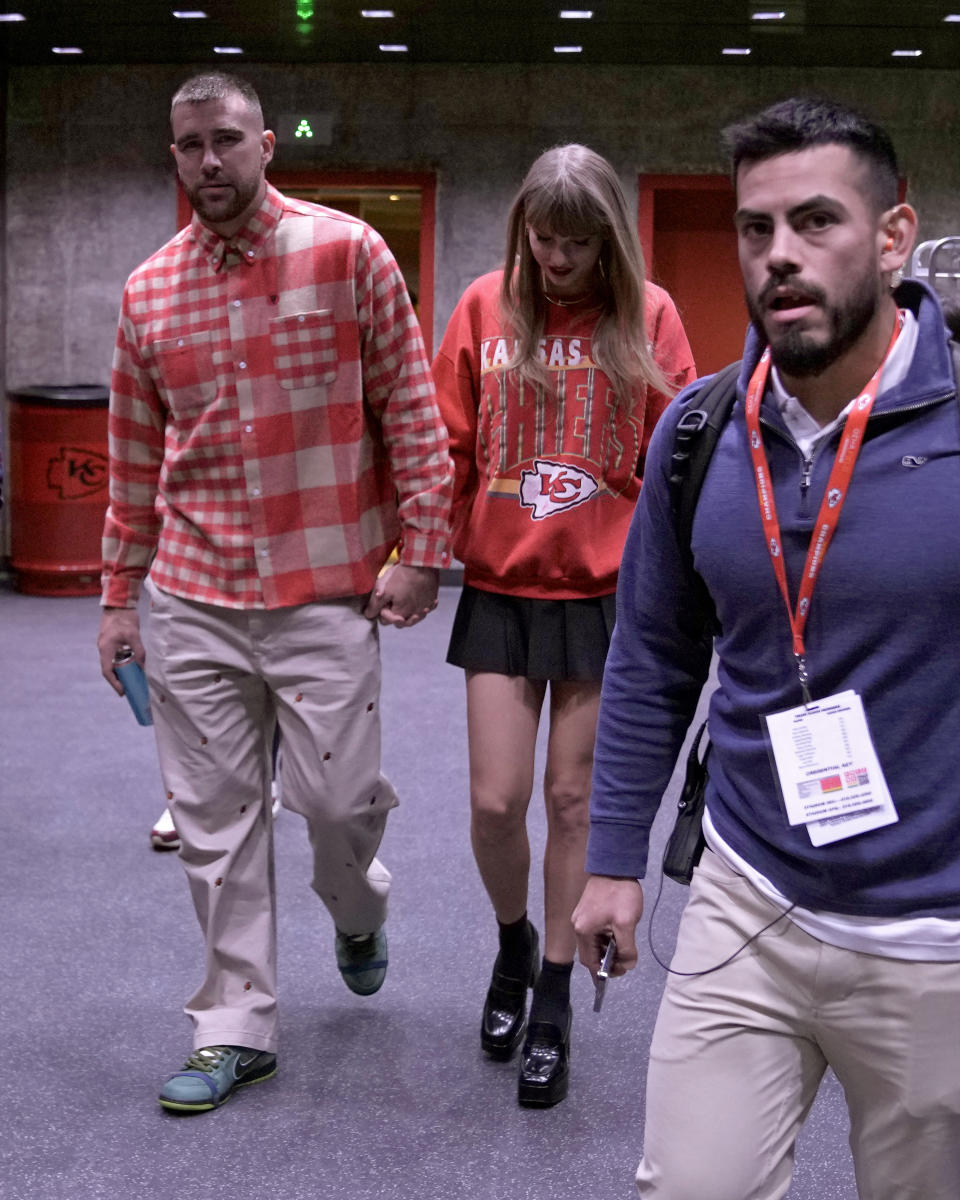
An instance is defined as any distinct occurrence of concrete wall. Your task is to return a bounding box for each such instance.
[7,61,960,388]
[3,60,960,555]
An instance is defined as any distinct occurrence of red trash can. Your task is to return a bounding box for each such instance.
[7,385,110,596]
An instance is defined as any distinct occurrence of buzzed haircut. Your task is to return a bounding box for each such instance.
[170,72,263,126]
[722,96,899,214]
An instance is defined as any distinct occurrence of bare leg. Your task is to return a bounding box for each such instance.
[516,680,601,1105]
[465,670,546,923]
[541,680,602,963]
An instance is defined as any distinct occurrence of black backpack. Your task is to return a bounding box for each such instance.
[668,359,741,609]
[660,362,741,884]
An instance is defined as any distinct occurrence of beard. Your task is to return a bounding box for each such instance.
[746,269,882,378]
[185,176,260,229]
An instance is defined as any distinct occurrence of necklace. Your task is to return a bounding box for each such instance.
[543,289,592,307]
[540,271,596,307]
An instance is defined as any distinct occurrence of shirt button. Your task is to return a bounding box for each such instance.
[177,338,184,347]
[260,549,268,558]
[238,361,247,370]
[244,424,253,433]
[298,315,306,322]
[246,250,254,258]
[233,300,241,308]
[252,487,261,497]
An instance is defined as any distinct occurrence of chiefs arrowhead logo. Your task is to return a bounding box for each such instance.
[46,446,109,500]
[519,458,599,520]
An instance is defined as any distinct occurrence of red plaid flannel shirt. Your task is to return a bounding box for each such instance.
[102,184,452,609]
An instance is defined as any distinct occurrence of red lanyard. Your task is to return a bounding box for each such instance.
[744,316,902,702]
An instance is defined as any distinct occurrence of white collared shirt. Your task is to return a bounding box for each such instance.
[768,308,919,458]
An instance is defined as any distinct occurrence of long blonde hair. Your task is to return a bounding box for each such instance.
[499,144,670,407]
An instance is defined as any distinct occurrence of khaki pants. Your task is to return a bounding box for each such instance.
[637,849,960,1200]
[144,581,396,1053]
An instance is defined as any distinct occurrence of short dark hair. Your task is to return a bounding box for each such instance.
[170,72,263,125]
[722,96,898,212]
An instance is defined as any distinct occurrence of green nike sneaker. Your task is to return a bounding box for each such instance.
[158,1045,277,1113]
[335,927,388,995]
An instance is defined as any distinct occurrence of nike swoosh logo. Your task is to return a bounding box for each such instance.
[232,1052,259,1078]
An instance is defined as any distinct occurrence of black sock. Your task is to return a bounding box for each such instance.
[528,958,573,1029]
[496,914,534,976]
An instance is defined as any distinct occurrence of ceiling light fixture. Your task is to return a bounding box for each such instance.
[214,46,244,54]
[559,10,593,17]
[554,45,583,53]
[52,46,83,54]
[943,14,960,21]
[752,10,785,18]
[172,9,207,17]
[0,12,26,20]
[379,43,408,51]
[891,48,922,56]
[722,47,752,55]
[362,9,395,16]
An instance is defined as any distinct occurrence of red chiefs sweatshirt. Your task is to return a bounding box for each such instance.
[432,270,696,599]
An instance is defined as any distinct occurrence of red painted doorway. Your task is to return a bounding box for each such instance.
[638,175,748,377]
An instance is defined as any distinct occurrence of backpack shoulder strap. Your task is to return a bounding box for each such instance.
[669,360,741,555]
[670,337,959,547]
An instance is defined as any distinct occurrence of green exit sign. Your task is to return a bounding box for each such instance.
[276,112,334,146]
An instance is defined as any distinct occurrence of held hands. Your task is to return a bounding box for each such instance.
[363,564,440,628]
[97,606,144,696]
[572,874,645,978]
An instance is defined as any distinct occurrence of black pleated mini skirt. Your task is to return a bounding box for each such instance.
[446,584,617,682]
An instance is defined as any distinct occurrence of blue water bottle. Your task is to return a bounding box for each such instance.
[113,647,153,726]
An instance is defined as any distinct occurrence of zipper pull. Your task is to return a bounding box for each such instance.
[800,456,813,495]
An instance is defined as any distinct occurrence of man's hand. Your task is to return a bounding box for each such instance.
[363,564,439,628]
[97,606,144,696]
[572,874,645,978]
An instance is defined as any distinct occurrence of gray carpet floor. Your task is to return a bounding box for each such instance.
[1,583,857,1199]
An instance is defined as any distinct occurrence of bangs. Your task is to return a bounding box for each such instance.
[523,184,607,238]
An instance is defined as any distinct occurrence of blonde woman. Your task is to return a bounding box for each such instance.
[433,145,696,1106]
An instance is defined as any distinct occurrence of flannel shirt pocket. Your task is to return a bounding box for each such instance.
[153,331,216,417]
[270,309,339,390]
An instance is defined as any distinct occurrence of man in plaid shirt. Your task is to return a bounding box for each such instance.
[97,72,452,1113]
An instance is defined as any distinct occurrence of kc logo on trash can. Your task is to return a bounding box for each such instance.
[46,446,109,500]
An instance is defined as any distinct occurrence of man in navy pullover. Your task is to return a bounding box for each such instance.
[574,97,960,1199]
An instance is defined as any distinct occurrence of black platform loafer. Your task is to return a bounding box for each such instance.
[517,1008,571,1107]
[480,925,540,1061]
